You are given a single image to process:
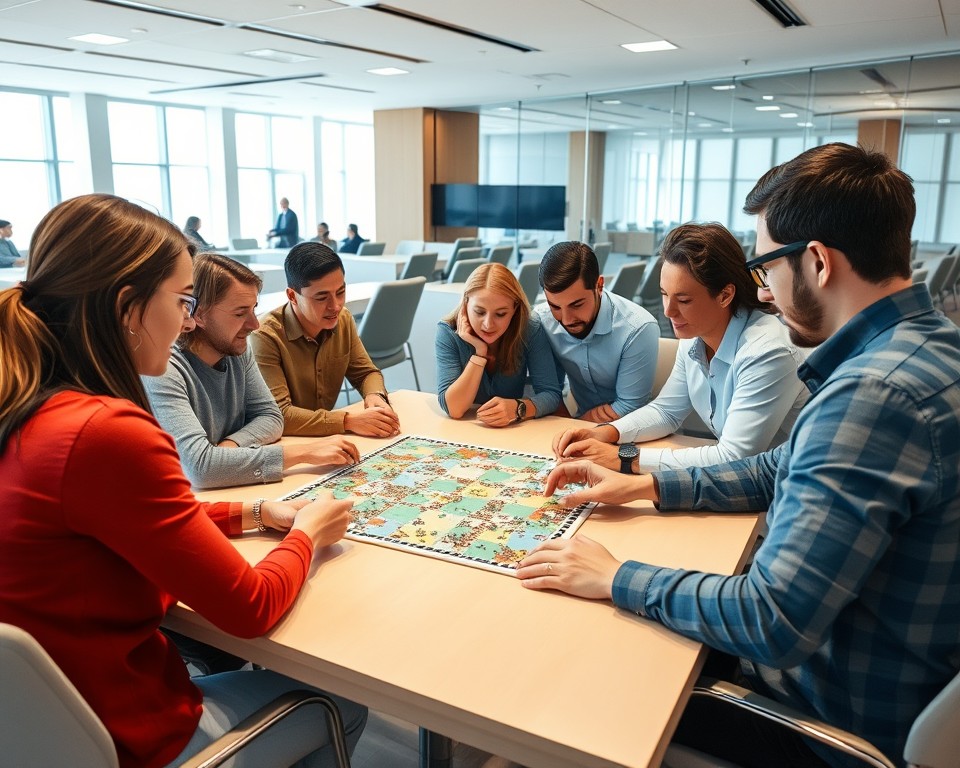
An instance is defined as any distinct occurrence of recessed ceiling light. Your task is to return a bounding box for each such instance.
[937,118,951,124]
[633,131,647,136]
[688,111,696,116]
[497,107,513,111]
[243,48,316,63]
[69,32,128,45]
[620,40,677,53]
[367,67,409,76]
[712,84,736,91]
[779,112,799,118]
[762,95,775,101]
[755,105,780,112]
[721,127,734,133]
[697,122,712,128]
[601,99,622,105]
[797,121,815,127]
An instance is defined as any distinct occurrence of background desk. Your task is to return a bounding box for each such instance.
[0,266,26,289]
[165,391,759,768]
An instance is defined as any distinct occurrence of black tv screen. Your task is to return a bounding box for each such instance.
[431,184,478,227]
[518,185,565,230]
[478,185,519,228]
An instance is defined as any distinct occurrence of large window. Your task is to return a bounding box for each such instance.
[320,121,375,242]
[109,101,211,236]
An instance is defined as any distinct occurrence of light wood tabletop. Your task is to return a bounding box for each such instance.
[165,390,760,768]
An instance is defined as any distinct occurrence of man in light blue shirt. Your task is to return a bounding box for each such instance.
[534,241,659,422]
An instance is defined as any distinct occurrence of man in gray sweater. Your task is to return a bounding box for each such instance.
[144,252,359,490]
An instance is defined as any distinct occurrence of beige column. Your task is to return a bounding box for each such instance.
[374,108,478,248]
[857,119,902,163]
[567,131,605,242]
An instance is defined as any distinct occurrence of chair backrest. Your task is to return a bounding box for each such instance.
[608,262,646,300]
[399,252,438,281]
[231,238,258,250]
[938,253,960,294]
[652,337,679,400]
[395,239,424,256]
[593,242,612,273]
[925,255,955,295]
[515,261,541,306]
[357,277,427,358]
[488,245,513,266]
[357,241,386,256]
[904,671,960,768]
[912,268,929,285]
[0,623,119,768]
[447,258,486,284]
[638,257,664,303]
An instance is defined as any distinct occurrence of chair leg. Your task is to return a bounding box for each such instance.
[406,342,421,391]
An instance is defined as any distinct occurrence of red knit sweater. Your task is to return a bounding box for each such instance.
[0,391,313,767]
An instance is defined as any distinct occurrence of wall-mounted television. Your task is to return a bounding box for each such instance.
[431,184,566,230]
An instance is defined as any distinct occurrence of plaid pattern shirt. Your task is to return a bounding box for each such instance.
[612,285,960,766]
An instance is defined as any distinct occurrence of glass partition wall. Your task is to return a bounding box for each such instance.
[476,51,960,254]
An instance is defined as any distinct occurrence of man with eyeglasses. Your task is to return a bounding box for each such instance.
[518,143,960,767]
[251,241,400,437]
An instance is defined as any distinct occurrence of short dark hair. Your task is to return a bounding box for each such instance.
[347,223,359,236]
[285,241,344,291]
[538,241,600,292]
[0,220,10,228]
[661,222,770,315]
[184,216,200,230]
[744,143,915,283]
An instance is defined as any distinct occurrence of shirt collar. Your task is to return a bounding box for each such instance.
[587,290,615,338]
[690,308,750,366]
[799,284,933,392]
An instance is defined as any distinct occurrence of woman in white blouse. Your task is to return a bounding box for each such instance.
[552,222,808,474]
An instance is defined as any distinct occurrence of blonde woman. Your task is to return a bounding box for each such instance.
[436,262,561,426]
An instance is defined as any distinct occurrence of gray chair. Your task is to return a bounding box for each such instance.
[447,257,486,284]
[608,262,646,300]
[353,277,426,393]
[935,252,960,309]
[394,239,424,256]
[637,257,671,336]
[487,245,513,266]
[399,252,438,281]
[923,255,956,308]
[0,622,352,768]
[515,261,541,306]
[912,268,929,285]
[356,241,386,256]
[441,238,481,279]
[593,242,612,274]
[664,670,960,768]
[231,238,258,250]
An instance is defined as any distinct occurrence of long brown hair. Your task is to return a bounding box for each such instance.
[442,262,530,376]
[0,194,193,449]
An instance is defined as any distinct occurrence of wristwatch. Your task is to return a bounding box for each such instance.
[618,443,639,474]
[514,398,527,423]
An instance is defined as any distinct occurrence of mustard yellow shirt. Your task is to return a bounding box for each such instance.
[251,303,385,435]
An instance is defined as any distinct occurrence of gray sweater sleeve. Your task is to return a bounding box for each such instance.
[225,349,285,448]
[142,353,285,490]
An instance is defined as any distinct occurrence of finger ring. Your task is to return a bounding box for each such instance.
[546,563,553,572]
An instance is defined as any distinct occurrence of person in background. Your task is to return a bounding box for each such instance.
[251,241,400,438]
[0,219,25,267]
[267,197,299,248]
[0,193,367,768]
[552,222,807,473]
[519,143,960,768]
[339,223,365,254]
[534,241,659,422]
[311,222,338,251]
[436,262,561,426]
[143,252,360,490]
[183,216,215,252]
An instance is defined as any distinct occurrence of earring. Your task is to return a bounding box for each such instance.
[126,327,143,352]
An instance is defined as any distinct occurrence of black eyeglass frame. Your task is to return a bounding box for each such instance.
[745,239,842,288]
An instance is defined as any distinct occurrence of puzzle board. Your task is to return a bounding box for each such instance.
[280,435,594,575]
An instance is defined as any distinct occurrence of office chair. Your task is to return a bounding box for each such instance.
[924,254,957,309]
[447,257,486,284]
[652,337,678,400]
[394,239,424,256]
[0,622,352,768]
[487,245,513,266]
[399,252,438,281]
[664,671,960,768]
[231,238,258,250]
[593,242,612,273]
[608,262,646,300]
[515,261,541,306]
[356,241,386,256]
[349,277,426,396]
[440,239,480,280]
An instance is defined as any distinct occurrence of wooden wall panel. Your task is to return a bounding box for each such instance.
[567,131,606,242]
[857,119,902,164]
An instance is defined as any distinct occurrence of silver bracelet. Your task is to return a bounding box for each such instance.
[251,498,268,532]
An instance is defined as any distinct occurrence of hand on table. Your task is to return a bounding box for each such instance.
[476,397,521,428]
[515,536,620,599]
[345,404,400,437]
[552,424,619,460]
[290,489,355,548]
[544,460,654,508]
[579,403,620,423]
[284,436,360,468]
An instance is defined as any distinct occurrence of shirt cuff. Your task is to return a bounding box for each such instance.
[652,469,690,510]
[262,444,285,482]
[637,447,665,473]
[612,560,661,616]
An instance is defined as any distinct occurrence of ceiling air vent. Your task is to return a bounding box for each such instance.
[752,0,806,28]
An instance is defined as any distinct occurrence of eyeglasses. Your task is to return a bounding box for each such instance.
[745,241,809,289]
[171,291,198,318]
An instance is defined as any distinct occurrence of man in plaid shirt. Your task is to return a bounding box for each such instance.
[518,143,960,767]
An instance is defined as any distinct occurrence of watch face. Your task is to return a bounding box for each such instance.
[618,443,639,460]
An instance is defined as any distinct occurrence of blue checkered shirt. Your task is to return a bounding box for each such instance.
[612,285,960,766]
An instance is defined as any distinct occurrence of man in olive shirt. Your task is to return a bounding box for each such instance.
[251,242,401,437]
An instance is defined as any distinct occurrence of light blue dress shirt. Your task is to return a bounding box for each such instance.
[435,313,561,418]
[0,238,21,268]
[611,309,808,470]
[534,290,659,417]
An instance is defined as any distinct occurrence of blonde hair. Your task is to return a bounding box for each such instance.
[0,194,193,449]
[442,262,530,376]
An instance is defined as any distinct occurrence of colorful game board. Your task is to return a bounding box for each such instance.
[279,435,594,575]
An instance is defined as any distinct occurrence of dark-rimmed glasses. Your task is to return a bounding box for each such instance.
[745,241,810,289]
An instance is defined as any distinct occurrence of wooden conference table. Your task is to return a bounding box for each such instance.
[165,391,760,768]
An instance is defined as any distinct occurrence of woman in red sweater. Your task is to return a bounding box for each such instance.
[0,194,367,767]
